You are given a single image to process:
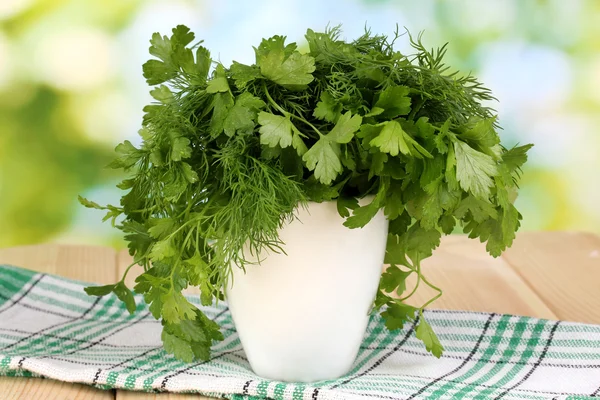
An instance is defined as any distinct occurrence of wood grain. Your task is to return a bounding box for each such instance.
[0,244,117,284]
[1,377,113,400]
[502,231,600,324]
[0,244,117,400]
[117,391,214,400]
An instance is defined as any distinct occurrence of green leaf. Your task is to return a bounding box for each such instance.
[150,238,176,261]
[370,121,432,158]
[142,59,177,85]
[78,196,104,210]
[230,61,261,89]
[148,218,176,239]
[302,139,342,185]
[384,233,408,266]
[405,223,441,261]
[384,181,404,220]
[454,140,498,199]
[502,144,534,175]
[370,121,409,157]
[162,291,196,324]
[343,180,387,229]
[416,313,444,358]
[107,140,143,170]
[291,130,308,156]
[440,214,456,234]
[369,152,388,180]
[446,144,459,190]
[415,117,436,139]
[258,112,294,148]
[364,107,385,117]
[434,119,454,154]
[459,116,500,149]
[206,65,230,94]
[388,210,412,236]
[146,287,165,319]
[374,85,411,119]
[327,112,362,143]
[150,85,174,103]
[223,93,265,136]
[84,284,115,297]
[171,24,194,46]
[336,196,359,218]
[474,203,520,257]
[162,330,194,363]
[380,265,412,295]
[149,32,172,62]
[170,136,192,161]
[381,301,417,331]
[304,178,339,202]
[194,46,211,83]
[257,36,315,88]
[209,92,234,137]
[454,195,498,223]
[181,162,198,183]
[420,178,444,229]
[313,92,342,123]
[113,281,137,314]
[170,319,206,342]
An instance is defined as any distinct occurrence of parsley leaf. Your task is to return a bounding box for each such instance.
[302,139,341,185]
[256,36,316,89]
[258,112,295,148]
[374,85,412,119]
[416,312,444,358]
[313,92,342,122]
[370,121,432,158]
[224,93,265,136]
[454,140,498,199]
[381,301,417,331]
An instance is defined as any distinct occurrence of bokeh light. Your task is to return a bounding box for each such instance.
[0,0,598,248]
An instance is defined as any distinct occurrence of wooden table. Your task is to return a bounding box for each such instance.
[1,231,599,399]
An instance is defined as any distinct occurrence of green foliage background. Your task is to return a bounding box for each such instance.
[0,0,599,248]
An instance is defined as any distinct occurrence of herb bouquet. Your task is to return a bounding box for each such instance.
[81,25,531,379]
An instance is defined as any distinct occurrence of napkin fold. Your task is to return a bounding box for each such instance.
[1,264,599,400]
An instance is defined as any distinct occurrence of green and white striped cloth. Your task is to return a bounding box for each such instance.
[1,264,599,400]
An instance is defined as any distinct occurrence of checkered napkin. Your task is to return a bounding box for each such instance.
[1,264,600,400]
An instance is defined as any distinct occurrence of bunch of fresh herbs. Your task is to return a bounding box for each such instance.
[81,25,532,361]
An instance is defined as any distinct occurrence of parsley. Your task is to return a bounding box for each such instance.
[81,25,532,362]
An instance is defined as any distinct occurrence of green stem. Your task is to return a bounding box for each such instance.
[419,269,443,309]
[421,290,443,309]
[120,262,137,284]
[399,271,420,302]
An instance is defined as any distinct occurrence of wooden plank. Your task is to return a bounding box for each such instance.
[117,392,214,400]
[0,244,116,284]
[115,251,211,400]
[0,244,60,274]
[0,244,117,400]
[0,377,113,400]
[502,231,600,324]
[402,235,558,320]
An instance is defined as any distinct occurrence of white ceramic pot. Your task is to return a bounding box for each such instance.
[226,199,389,382]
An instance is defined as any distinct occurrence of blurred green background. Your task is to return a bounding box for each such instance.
[1,0,599,248]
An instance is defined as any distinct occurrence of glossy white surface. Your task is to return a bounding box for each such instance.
[226,199,388,382]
